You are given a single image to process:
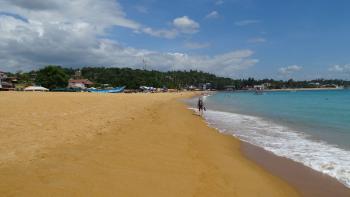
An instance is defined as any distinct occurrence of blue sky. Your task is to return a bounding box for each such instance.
[0,0,350,79]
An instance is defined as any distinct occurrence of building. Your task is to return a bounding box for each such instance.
[0,71,16,90]
[0,71,6,79]
[253,83,271,91]
[262,83,271,89]
[68,79,94,89]
[254,85,265,91]
[200,83,212,90]
[0,71,5,89]
[67,70,94,89]
[309,82,320,87]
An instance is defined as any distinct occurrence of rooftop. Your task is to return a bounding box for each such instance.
[68,79,94,85]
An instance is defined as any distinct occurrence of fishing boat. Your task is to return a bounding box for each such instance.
[88,86,125,93]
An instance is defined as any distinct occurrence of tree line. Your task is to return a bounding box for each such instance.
[6,65,350,90]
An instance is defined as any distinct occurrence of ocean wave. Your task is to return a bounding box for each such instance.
[195,108,350,188]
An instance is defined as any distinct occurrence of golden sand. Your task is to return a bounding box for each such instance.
[0,92,299,196]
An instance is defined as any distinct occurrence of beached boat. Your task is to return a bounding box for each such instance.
[88,86,125,93]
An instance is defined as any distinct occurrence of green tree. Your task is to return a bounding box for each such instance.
[35,66,69,89]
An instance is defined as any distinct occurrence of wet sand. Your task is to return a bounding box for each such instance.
[241,142,350,197]
[0,92,298,196]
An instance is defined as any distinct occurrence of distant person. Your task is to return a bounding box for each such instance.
[197,97,206,116]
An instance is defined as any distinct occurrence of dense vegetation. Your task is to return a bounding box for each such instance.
[6,66,350,90]
[80,67,237,89]
[35,66,70,90]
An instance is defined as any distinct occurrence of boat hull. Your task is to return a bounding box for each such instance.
[88,86,125,93]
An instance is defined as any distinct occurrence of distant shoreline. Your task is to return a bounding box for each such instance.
[265,87,345,91]
[220,87,345,92]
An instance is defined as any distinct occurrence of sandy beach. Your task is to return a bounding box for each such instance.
[0,92,299,196]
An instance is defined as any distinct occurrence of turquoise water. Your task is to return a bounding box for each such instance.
[188,89,350,187]
[205,90,350,149]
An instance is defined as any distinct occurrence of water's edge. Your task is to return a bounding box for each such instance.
[184,93,350,192]
[241,140,350,197]
[201,108,350,188]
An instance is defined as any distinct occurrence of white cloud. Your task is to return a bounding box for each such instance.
[235,19,260,26]
[248,37,266,43]
[0,0,199,40]
[184,42,211,49]
[142,27,178,39]
[173,16,200,34]
[0,0,258,76]
[142,16,200,39]
[206,11,219,19]
[147,50,258,76]
[0,0,141,32]
[6,0,61,11]
[279,65,303,75]
[329,64,350,73]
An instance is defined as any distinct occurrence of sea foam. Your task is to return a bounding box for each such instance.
[197,108,350,188]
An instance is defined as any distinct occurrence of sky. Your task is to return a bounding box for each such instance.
[0,0,350,80]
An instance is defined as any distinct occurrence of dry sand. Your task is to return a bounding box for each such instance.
[0,92,299,196]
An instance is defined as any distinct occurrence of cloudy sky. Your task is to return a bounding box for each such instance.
[0,0,350,79]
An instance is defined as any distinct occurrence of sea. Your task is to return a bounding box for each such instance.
[187,89,350,188]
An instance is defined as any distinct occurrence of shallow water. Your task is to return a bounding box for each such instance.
[188,90,350,188]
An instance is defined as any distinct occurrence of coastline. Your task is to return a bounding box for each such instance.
[0,92,298,196]
[188,92,350,196]
[222,87,344,93]
[241,141,350,197]
[265,87,344,92]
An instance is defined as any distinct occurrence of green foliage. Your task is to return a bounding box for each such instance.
[80,67,235,89]
[35,66,69,89]
[7,66,350,90]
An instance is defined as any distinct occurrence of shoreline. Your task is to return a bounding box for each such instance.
[220,87,345,93]
[241,141,350,197]
[0,92,299,196]
[188,92,350,196]
[265,87,345,92]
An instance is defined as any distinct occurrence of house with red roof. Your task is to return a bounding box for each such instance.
[68,79,94,89]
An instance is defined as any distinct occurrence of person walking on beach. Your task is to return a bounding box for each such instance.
[197,97,205,116]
